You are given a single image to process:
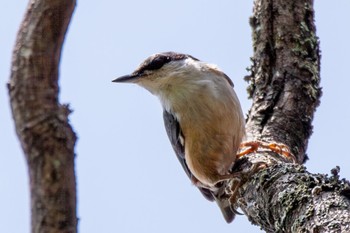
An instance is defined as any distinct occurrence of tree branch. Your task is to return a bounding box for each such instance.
[223,0,350,231]
[8,0,77,232]
[245,0,321,163]
[241,163,350,232]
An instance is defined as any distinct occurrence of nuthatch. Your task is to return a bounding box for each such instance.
[113,52,245,223]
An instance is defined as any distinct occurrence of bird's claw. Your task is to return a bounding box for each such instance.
[237,140,297,163]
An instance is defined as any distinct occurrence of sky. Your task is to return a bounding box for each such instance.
[1,1,350,232]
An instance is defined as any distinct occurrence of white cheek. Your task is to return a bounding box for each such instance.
[138,77,162,95]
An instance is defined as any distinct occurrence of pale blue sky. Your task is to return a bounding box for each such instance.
[1,1,350,232]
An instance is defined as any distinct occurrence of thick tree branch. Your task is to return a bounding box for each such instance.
[245,0,321,163]
[240,163,350,232]
[221,0,350,232]
[8,0,77,232]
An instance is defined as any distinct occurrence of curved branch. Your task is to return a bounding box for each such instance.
[8,0,77,232]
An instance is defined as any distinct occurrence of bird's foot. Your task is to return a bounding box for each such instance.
[237,140,297,163]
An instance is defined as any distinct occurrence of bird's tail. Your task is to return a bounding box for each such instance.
[213,193,238,223]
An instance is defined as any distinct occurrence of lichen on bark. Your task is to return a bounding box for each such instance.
[227,0,350,232]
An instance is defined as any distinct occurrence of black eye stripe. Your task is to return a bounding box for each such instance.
[135,52,199,74]
[145,55,171,71]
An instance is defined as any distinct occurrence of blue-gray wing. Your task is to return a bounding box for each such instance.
[162,110,214,201]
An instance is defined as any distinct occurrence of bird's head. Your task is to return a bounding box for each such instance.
[113,52,232,95]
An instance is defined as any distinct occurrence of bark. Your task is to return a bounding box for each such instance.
[226,0,350,232]
[8,0,77,232]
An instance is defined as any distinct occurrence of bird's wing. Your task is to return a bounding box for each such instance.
[163,109,236,223]
[162,110,214,201]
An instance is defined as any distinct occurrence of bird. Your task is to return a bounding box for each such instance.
[113,52,246,223]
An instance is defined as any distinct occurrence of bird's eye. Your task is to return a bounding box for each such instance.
[146,56,171,71]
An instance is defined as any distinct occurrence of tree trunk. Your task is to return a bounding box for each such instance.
[8,0,77,232]
[226,0,350,232]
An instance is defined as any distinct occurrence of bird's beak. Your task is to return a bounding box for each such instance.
[112,74,139,83]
